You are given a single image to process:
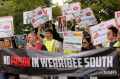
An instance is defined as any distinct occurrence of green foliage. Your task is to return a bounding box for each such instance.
[0,0,48,34]
[0,0,120,34]
[73,0,120,22]
[52,5,62,20]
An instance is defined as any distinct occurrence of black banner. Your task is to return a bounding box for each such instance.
[0,48,119,77]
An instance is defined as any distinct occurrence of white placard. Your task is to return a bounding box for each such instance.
[0,16,14,38]
[76,8,97,27]
[27,7,48,28]
[65,14,75,21]
[23,11,31,24]
[63,31,82,51]
[24,7,52,25]
[115,11,120,28]
[43,7,52,20]
[90,19,116,45]
[61,2,81,21]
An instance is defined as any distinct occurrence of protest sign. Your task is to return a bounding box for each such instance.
[90,19,116,45]
[63,31,82,51]
[0,16,14,38]
[0,48,119,76]
[76,8,97,27]
[27,7,48,28]
[43,7,52,20]
[61,2,81,21]
[14,34,27,47]
[23,11,31,24]
[115,11,120,28]
[65,14,75,21]
[58,16,67,32]
[24,7,52,25]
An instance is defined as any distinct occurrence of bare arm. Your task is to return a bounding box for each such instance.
[37,25,44,43]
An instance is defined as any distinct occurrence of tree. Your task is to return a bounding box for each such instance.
[72,0,120,22]
[52,5,62,20]
[43,0,53,7]
[1,0,120,34]
[0,0,52,34]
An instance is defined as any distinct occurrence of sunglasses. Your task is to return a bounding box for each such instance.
[83,42,87,44]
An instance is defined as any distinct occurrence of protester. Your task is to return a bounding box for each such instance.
[1,4,120,79]
[27,32,47,79]
[52,23,63,53]
[103,26,120,47]
[2,38,20,79]
[37,24,60,79]
[81,36,94,51]
[27,32,47,50]
[3,38,13,48]
[0,39,5,79]
[37,26,60,53]
[84,28,102,49]
[44,29,60,52]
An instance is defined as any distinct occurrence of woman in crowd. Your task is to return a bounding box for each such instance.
[82,37,94,51]
[3,38,20,79]
[81,31,94,51]
[3,38,13,48]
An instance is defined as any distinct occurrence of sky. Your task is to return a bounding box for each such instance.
[52,0,67,6]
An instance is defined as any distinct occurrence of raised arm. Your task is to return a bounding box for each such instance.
[37,25,44,43]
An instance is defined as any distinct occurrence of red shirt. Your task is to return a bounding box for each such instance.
[33,43,42,50]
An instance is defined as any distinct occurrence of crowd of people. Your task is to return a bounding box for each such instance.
[0,18,120,79]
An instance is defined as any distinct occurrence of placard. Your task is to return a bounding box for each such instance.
[25,7,52,25]
[43,7,52,20]
[61,2,81,21]
[14,34,27,47]
[63,31,82,51]
[76,8,97,27]
[0,16,14,38]
[27,7,48,28]
[23,11,31,24]
[90,19,116,45]
[115,11,120,28]
[58,16,67,32]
